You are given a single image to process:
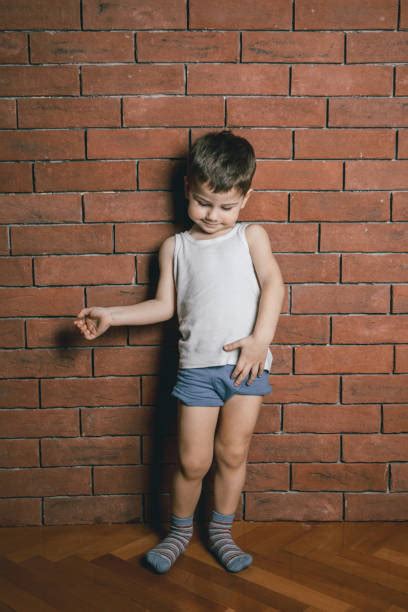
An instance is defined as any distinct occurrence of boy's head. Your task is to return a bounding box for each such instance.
[185,130,256,197]
[184,131,256,235]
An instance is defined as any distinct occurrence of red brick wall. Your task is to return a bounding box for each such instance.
[1,0,408,526]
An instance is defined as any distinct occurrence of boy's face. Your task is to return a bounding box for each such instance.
[184,177,252,236]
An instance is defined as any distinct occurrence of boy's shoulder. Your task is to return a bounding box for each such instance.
[243,223,269,249]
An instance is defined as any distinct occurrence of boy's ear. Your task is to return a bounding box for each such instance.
[241,188,253,208]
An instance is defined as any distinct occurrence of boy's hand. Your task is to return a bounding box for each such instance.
[223,334,270,386]
[74,307,112,340]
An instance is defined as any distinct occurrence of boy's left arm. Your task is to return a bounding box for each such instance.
[223,224,285,386]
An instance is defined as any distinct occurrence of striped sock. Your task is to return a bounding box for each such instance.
[144,513,194,573]
[208,509,253,572]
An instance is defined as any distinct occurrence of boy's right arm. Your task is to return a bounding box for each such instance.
[109,235,176,326]
[74,236,176,337]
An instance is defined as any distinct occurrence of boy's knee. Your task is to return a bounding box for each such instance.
[179,454,212,479]
[214,441,248,469]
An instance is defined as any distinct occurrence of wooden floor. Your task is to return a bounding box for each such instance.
[0,521,407,611]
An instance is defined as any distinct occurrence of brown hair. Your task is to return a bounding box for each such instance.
[187,130,256,195]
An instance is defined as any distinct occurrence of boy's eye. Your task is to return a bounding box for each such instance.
[197,201,233,211]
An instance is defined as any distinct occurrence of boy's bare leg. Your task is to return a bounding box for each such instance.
[172,401,221,517]
[209,393,263,572]
[145,400,220,573]
[213,393,263,514]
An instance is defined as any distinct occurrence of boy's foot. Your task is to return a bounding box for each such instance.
[208,509,253,572]
[144,513,194,573]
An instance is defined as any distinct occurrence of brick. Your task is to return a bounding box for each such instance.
[95,347,159,375]
[396,345,408,372]
[239,191,288,220]
[82,64,184,95]
[228,97,326,127]
[87,128,187,159]
[227,220,320,252]
[398,130,408,159]
[193,128,292,159]
[82,406,153,436]
[30,32,134,63]
[138,159,184,190]
[188,64,288,95]
[330,99,408,127]
[393,192,408,220]
[347,32,408,63]
[295,346,392,373]
[0,466,89,496]
[245,463,288,489]
[27,317,128,348]
[332,315,408,343]
[291,192,388,222]
[0,227,9,254]
[35,255,135,285]
[343,254,408,282]
[292,65,392,96]
[344,434,408,461]
[84,191,174,222]
[0,348,90,378]
[35,161,136,192]
[0,162,32,192]
[0,32,27,63]
[344,376,408,404]
[44,495,142,525]
[295,129,394,159]
[250,433,339,461]
[0,320,24,347]
[322,222,408,252]
[293,464,386,490]
[0,100,16,128]
[384,405,408,433]
[246,492,342,521]
[0,194,81,223]
[189,0,292,29]
[275,315,330,344]
[285,405,380,433]
[0,130,84,161]
[115,222,173,253]
[41,437,140,466]
[12,224,113,255]
[19,98,121,128]
[41,377,141,407]
[396,66,408,95]
[0,0,80,29]
[0,66,79,96]
[348,494,408,520]
[0,257,32,285]
[137,31,239,62]
[276,254,339,282]
[254,161,342,190]
[124,96,224,127]
[394,286,408,312]
[0,438,38,464]
[0,379,38,408]
[295,0,397,30]
[346,161,408,190]
[83,0,185,29]
[0,287,83,316]
[243,31,343,63]
[0,499,41,526]
[392,464,408,490]
[401,0,408,28]
[292,285,388,314]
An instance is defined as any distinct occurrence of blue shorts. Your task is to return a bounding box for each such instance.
[170,364,272,407]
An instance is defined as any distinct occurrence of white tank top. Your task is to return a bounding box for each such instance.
[173,221,273,371]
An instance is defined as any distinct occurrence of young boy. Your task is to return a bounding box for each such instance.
[74,130,285,574]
